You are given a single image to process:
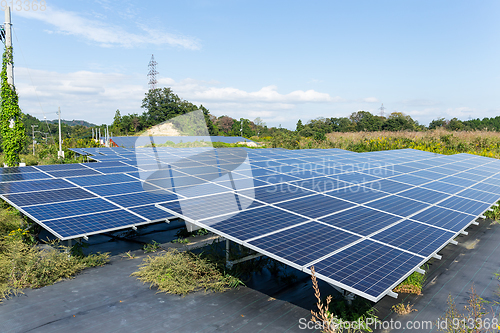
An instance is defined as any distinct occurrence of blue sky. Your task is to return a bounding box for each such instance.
[8,0,500,129]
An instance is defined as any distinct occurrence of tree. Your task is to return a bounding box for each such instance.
[383,112,418,131]
[0,46,26,166]
[111,109,122,135]
[141,88,196,126]
[216,116,235,134]
[349,111,383,131]
[296,119,304,132]
[428,118,446,129]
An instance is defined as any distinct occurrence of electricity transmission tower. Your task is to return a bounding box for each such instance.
[378,103,386,117]
[148,54,158,90]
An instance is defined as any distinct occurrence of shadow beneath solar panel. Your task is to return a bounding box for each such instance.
[372,218,500,332]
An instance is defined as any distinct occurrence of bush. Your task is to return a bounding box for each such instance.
[0,238,109,301]
[132,249,242,295]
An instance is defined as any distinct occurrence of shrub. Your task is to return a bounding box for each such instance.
[132,249,243,295]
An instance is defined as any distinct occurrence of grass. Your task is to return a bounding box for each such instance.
[392,302,417,315]
[263,129,500,158]
[485,202,500,221]
[393,266,427,295]
[143,240,162,253]
[437,285,493,332]
[132,248,243,295]
[0,202,109,302]
[310,266,379,333]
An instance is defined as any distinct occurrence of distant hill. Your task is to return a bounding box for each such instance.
[47,119,97,127]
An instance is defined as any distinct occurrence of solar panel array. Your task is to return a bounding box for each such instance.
[109,135,253,148]
[1,146,500,302]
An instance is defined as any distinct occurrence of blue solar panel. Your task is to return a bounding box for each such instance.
[66,173,136,186]
[43,210,147,238]
[421,181,465,194]
[388,174,431,186]
[23,198,119,221]
[335,172,381,185]
[2,146,499,303]
[204,205,309,241]
[248,222,361,266]
[397,187,450,204]
[411,206,474,232]
[439,176,478,188]
[365,179,414,194]
[438,196,491,215]
[325,186,388,204]
[0,172,53,182]
[35,163,89,171]
[471,182,500,195]
[90,166,139,174]
[237,184,313,204]
[0,166,39,174]
[456,188,500,204]
[0,178,75,195]
[318,206,402,236]
[410,170,446,180]
[129,205,171,221]
[365,196,429,217]
[275,194,355,219]
[312,240,423,299]
[85,181,151,196]
[106,190,178,207]
[46,169,102,178]
[370,220,455,256]
[4,187,96,207]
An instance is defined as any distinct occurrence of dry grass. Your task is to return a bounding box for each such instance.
[392,302,417,315]
[0,239,109,301]
[132,249,243,296]
[326,128,500,143]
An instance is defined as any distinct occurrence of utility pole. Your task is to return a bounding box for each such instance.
[4,6,13,85]
[106,125,109,147]
[240,118,243,137]
[31,124,38,155]
[57,107,64,158]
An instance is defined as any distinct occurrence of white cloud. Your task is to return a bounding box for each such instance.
[158,78,338,103]
[14,68,351,129]
[15,7,200,49]
[15,67,145,124]
[362,97,379,103]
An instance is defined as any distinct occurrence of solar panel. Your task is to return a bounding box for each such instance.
[2,146,500,304]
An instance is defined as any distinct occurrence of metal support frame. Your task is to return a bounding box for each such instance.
[449,240,458,245]
[432,253,442,260]
[386,290,398,299]
[460,230,468,235]
[225,239,264,269]
[329,284,357,304]
[415,267,425,275]
[471,221,479,225]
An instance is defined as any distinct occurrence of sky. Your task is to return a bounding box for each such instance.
[7,0,500,129]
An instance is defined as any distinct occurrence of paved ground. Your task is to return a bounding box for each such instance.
[1,219,499,332]
[374,218,500,332]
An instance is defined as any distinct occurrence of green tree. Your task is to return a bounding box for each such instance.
[349,111,384,131]
[111,109,122,135]
[383,112,418,131]
[0,46,26,166]
[141,88,196,126]
[428,118,446,129]
[296,119,304,132]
